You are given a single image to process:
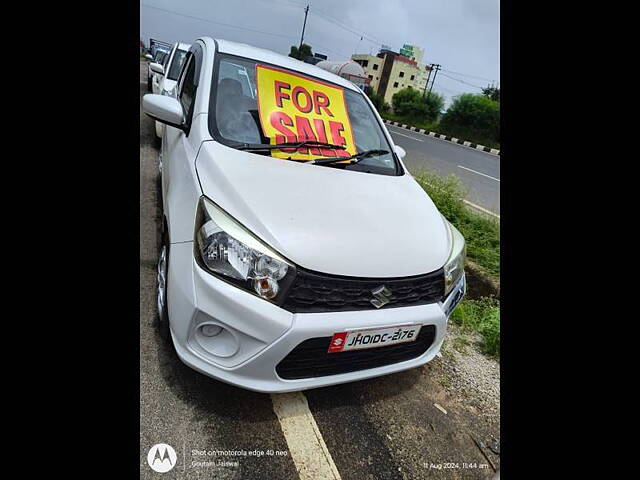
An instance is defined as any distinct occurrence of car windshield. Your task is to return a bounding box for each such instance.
[209,54,400,176]
[156,51,167,64]
[167,49,188,81]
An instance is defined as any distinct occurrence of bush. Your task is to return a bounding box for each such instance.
[414,172,500,278]
[289,43,312,60]
[450,298,500,357]
[440,93,499,148]
[391,88,443,123]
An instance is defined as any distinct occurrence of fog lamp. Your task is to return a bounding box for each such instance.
[200,324,223,337]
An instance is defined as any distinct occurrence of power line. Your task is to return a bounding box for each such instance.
[441,68,495,83]
[309,7,386,47]
[303,37,351,58]
[141,3,297,41]
[439,72,485,90]
[143,1,496,85]
[437,86,467,96]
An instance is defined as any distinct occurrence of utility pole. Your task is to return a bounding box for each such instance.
[423,63,434,99]
[298,4,310,58]
[428,64,441,96]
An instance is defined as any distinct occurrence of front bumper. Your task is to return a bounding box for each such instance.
[167,242,465,393]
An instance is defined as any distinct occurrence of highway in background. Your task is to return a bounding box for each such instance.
[387,124,500,216]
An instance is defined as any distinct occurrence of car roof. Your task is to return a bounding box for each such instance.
[175,42,191,51]
[212,38,360,92]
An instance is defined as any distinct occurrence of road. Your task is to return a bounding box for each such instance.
[386,125,500,216]
[139,60,499,479]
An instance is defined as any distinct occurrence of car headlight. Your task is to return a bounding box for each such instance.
[195,197,295,301]
[443,220,466,296]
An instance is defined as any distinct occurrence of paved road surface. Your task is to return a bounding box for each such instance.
[387,124,500,215]
[139,60,499,479]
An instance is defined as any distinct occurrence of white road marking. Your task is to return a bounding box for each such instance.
[386,125,500,157]
[457,165,500,182]
[463,200,500,219]
[389,129,424,141]
[271,392,341,480]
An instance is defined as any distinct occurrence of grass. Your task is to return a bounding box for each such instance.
[450,298,500,357]
[414,172,500,279]
[414,172,500,358]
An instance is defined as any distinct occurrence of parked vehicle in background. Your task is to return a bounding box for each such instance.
[146,48,170,91]
[142,38,466,393]
[149,38,172,58]
[150,42,191,138]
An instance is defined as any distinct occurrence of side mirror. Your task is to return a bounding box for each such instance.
[144,54,153,60]
[150,62,165,75]
[143,94,185,130]
[394,145,406,159]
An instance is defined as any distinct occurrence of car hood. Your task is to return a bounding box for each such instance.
[196,141,451,278]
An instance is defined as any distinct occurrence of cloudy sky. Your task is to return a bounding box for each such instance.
[140,0,499,107]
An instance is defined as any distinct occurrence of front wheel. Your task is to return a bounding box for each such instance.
[157,228,169,327]
[147,74,152,92]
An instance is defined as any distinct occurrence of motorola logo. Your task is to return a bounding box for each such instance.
[147,443,177,473]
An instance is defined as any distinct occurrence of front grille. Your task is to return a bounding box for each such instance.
[281,268,444,313]
[276,325,436,380]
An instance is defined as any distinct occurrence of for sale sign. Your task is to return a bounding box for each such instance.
[256,64,357,160]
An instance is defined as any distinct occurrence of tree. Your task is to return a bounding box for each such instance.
[440,93,499,146]
[366,90,390,113]
[289,44,313,60]
[481,85,500,102]
[391,88,444,122]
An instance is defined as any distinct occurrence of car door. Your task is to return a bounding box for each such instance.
[161,47,205,243]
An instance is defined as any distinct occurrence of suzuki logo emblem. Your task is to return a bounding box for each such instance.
[370,285,392,308]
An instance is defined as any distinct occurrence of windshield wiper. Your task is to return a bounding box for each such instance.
[236,141,347,152]
[309,149,390,166]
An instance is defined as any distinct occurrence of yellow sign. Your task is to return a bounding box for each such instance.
[256,64,357,160]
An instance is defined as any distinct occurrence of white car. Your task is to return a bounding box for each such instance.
[150,42,191,139]
[145,49,169,92]
[142,38,466,393]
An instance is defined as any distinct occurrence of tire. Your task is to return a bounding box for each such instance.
[157,221,170,337]
[154,121,163,148]
[147,74,152,92]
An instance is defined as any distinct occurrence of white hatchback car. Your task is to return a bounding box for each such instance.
[150,42,191,138]
[142,38,466,393]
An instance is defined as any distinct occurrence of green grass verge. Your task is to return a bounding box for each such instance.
[450,298,500,357]
[415,172,500,358]
[414,172,500,279]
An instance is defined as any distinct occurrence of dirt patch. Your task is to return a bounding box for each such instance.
[465,260,499,300]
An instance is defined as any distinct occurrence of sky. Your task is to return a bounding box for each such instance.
[140,0,499,108]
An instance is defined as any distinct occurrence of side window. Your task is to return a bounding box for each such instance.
[178,54,198,130]
[162,50,172,68]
